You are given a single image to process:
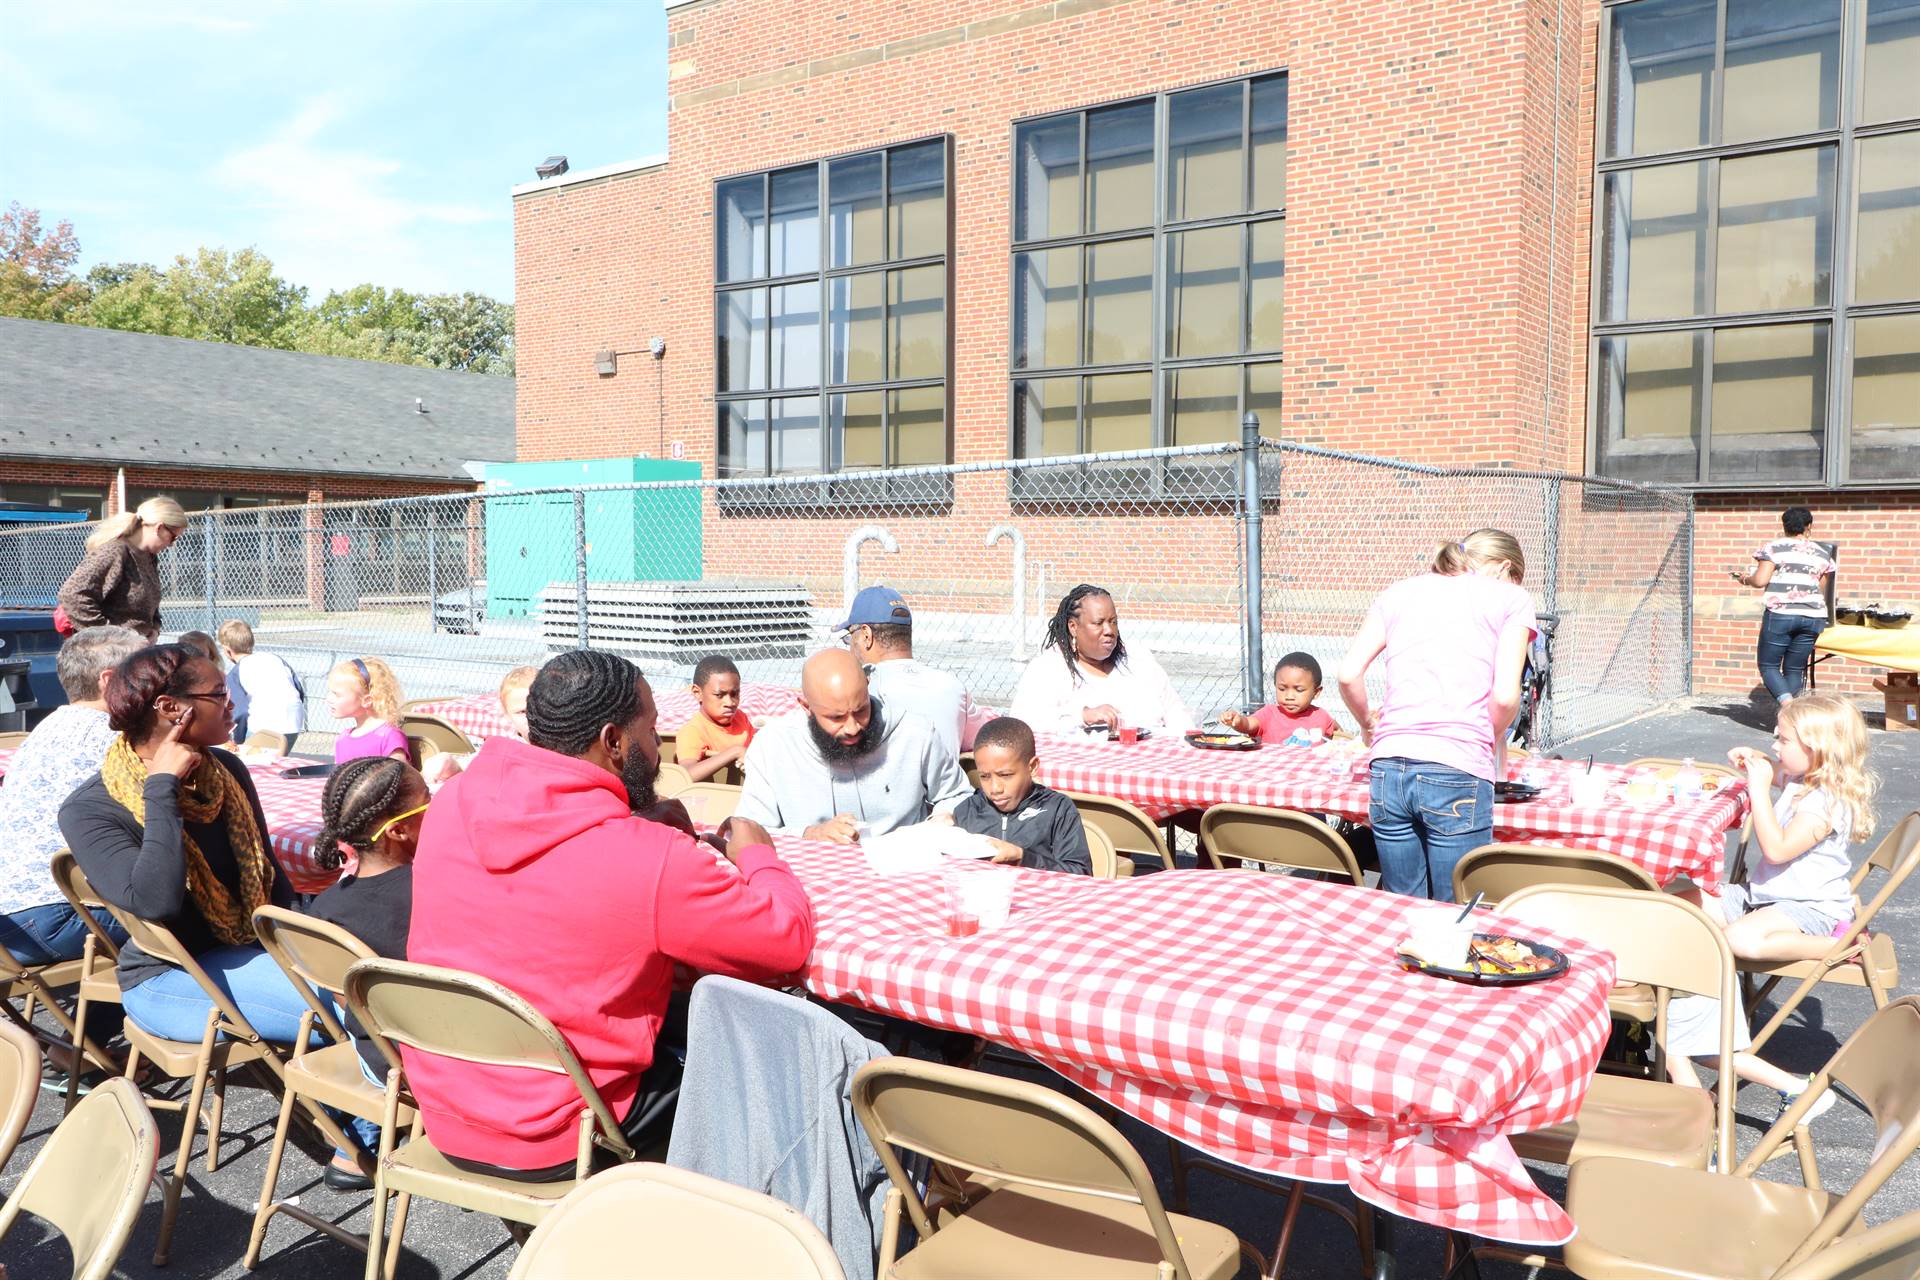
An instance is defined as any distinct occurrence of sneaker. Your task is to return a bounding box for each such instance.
[1779,1079,1838,1126]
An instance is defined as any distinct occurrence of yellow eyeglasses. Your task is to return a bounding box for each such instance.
[369,803,430,843]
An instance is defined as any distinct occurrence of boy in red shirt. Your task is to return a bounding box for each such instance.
[1222,652,1344,745]
[675,655,755,782]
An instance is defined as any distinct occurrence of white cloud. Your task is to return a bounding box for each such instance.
[208,93,507,295]
[0,49,127,140]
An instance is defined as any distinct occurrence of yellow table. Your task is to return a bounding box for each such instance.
[1814,624,1920,673]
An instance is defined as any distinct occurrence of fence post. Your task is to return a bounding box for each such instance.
[201,518,216,633]
[573,490,590,650]
[1239,411,1264,711]
[426,504,439,636]
[1541,477,1562,749]
[1682,498,1696,696]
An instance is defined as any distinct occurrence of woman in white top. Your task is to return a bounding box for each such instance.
[1010,584,1193,736]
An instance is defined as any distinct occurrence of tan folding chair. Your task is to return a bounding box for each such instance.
[1497,886,1735,1169]
[1563,996,1920,1279]
[1083,823,1129,880]
[654,761,695,799]
[657,731,678,766]
[397,712,476,763]
[0,1019,38,1171]
[0,730,30,749]
[47,850,130,1115]
[1452,843,1660,904]
[676,782,743,828]
[1774,1207,1920,1279]
[851,1057,1244,1280]
[959,752,979,789]
[86,895,336,1266]
[1743,810,1920,1058]
[344,958,640,1280]
[0,928,118,1092]
[1200,805,1364,883]
[0,1076,158,1280]
[1063,791,1171,871]
[246,907,419,1269]
[506,1163,846,1280]
[242,729,290,756]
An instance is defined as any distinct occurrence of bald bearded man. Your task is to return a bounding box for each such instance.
[735,649,970,842]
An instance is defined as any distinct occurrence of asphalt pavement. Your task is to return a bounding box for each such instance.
[3,691,1915,1279]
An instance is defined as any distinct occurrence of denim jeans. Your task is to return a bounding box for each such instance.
[0,903,129,1043]
[121,944,314,1045]
[0,902,127,966]
[1757,610,1826,701]
[1368,758,1493,902]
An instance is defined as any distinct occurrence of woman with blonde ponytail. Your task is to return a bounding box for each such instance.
[57,496,189,640]
[1337,528,1538,901]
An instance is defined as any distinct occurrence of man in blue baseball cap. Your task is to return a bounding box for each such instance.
[839,585,991,759]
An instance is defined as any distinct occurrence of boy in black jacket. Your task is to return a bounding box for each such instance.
[949,717,1091,875]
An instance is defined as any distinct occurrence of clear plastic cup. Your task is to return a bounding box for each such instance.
[1404,905,1474,968]
[955,866,1016,932]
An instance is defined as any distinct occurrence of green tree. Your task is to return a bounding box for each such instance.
[163,246,309,347]
[81,265,190,335]
[0,202,89,321]
[84,260,153,293]
[414,291,515,376]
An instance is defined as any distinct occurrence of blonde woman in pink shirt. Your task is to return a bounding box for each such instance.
[1337,530,1536,901]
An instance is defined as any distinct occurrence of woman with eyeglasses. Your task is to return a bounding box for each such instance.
[58,643,305,1047]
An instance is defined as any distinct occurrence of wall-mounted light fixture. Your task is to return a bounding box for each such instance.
[594,339,667,377]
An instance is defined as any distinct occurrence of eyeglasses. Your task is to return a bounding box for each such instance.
[176,688,229,702]
[369,803,430,843]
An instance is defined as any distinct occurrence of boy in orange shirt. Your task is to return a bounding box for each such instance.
[677,655,755,782]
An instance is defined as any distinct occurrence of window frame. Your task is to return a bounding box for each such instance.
[1587,0,1920,490]
[711,137,955,488]
[1004,71,1287,472]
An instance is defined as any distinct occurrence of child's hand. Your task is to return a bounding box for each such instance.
[988,839,1024,864]
[1220,711,1256,736]
[1735,749,1776,790]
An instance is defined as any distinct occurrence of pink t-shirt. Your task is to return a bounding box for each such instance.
[1250,703,1339,743]
[1366,572,1536,783]
[335,722,409,764]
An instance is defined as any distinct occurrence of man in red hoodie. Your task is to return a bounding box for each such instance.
[405,648,816,1176]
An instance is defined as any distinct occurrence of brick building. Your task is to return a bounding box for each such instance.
[511,0,1920,697]
[0,317,514,516]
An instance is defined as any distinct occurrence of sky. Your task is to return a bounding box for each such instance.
[0,0,668,301]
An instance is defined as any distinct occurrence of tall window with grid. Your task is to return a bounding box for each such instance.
[1592,0,1920,486]
[1008,74,1286,468]
[714,138,949,480]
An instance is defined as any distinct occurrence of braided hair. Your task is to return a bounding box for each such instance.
[315,756,414,872]
[1043,584,1125,686]
[527,649,644,756]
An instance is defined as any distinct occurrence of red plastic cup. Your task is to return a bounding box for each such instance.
[945,912,980,937]
[1117,726,1140,745]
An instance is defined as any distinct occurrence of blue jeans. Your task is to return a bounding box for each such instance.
[121,944,313,1045]
[1368,758,1493,902]
[0,903,129,1043]
[1757,611,1826,701]
[0,902,127,966]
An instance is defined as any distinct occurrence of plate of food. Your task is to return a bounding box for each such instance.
[278,762,336,779]
[1493,781,1543,803]
[1395,933,1569,985]
[1185,728,1259,751]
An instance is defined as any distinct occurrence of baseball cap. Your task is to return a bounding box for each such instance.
[839,585,912,632]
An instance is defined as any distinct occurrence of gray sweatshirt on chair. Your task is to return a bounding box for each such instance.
[734,704,971,837]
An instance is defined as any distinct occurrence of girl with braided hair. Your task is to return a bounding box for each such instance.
[305,755,428,1188]
[57,643,305,1045]
[1010,584,1193,737]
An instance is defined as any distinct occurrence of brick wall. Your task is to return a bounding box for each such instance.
[512,0,1918,698]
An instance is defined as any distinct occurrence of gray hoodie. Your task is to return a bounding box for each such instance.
[735,700,970,836]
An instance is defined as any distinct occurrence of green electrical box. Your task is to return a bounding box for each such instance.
[482,457,703,618]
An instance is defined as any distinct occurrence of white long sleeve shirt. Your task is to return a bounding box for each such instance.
[1009,643,1195,736]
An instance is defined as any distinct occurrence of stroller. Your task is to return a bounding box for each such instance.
[1510,611,1558,750]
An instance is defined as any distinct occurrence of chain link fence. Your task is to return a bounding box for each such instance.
[0,441,1691,749]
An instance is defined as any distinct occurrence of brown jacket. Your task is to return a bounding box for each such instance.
[58,542,162,639]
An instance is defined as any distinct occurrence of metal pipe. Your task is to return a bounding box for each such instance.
[842,525,898,621]
[1240,411,1265,710]
[985,525,1027,660]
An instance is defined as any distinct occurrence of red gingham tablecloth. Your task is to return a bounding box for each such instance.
[410,683,804,745]
[1035,736,1749,892]
[783,840,1616,1245]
